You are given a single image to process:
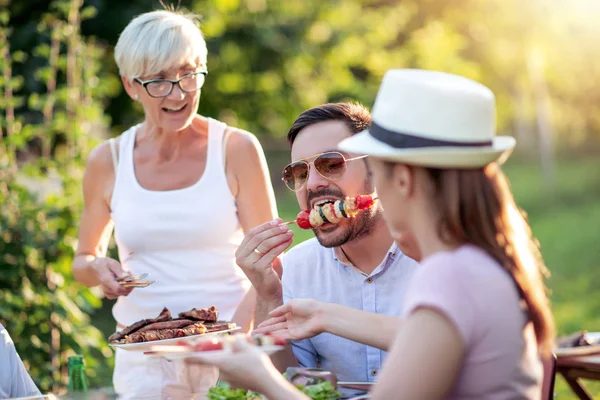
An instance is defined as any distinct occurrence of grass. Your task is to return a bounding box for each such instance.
[90,154,600,398]
[502,158,600,398]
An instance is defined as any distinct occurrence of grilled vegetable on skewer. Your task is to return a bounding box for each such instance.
[286,194,377,230]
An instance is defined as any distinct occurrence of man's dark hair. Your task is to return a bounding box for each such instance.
[287,102,372,146]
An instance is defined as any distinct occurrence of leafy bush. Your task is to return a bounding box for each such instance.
[0,0,118,393]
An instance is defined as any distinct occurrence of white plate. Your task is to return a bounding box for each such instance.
[555,332,600,358]
[147,345,285,361]
[555,344,600,357]
[586,332,600,343]
[109,327,241,352]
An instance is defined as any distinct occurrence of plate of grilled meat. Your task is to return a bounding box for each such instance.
[109,305,239,351]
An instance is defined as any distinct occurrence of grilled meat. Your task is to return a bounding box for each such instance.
[137,319,195,333]
[109,306,235,344]
[178,306,218,322]
[124,322,207,344]
[108,307,171,342]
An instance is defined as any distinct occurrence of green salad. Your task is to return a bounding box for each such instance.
[207,382,263,400]
[295,381,342,400]
[208,380,342,400]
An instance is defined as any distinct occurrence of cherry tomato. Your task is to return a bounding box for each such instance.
[356,194,374,210]
[296,210,312,229]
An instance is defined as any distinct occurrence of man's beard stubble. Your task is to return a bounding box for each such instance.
[309,178,381,248]
[315,206,382,248]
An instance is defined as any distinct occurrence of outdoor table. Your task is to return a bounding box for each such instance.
[556,353,600,400]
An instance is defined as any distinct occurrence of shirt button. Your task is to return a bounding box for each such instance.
[366,277,373,284]
[371,369,378,376]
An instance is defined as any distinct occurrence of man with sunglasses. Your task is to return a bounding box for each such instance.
[235,102,419,397]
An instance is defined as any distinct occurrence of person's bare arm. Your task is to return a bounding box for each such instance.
[255,300,400,351]
[226,129,279,234]
[226,129,297,370]
[186,336,309,400]
[72,141,131,299]
[321,303,400,351]
[370,307,464,400]
[231,287,257,333]
[226,129,288,331]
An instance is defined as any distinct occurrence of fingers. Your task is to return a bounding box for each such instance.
[254,229,294,256]
[236,219,282,257]
[95,265,121,293]
[238,224,292,260]
[106,279,130,297]
[268,304,291,318]
[93,258,133,298]
[106,259,129,280]
[257,315,287,329]
[257,235,293,266]
[104,291,118,300]
[103,284,133,299]
[252,322,289,337]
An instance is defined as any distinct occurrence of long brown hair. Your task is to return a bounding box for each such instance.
[425,163,555,356]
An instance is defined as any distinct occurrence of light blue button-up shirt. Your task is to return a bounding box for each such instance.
[281,237,419,398]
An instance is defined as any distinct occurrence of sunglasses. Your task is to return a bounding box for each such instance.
[282,151,368,191]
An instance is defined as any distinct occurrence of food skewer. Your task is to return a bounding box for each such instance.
[283,194,378,230]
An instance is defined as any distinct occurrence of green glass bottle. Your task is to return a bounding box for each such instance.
[67,355,88,393]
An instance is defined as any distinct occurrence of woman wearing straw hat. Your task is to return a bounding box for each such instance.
[187,69,555,399]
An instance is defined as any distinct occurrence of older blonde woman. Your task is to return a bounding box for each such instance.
[72,9,283,400]
[189,70,555,400]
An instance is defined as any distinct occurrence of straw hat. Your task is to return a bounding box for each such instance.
[338,69,516,168]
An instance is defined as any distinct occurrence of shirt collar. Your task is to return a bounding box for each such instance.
[332,242,401,276]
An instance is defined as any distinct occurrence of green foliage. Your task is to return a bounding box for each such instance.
[183,0,600,153]
[0,0,117,393]
[0,176,112,392]
[1,0,600,397]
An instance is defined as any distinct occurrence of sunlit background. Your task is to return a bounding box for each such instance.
[1,0,599,397]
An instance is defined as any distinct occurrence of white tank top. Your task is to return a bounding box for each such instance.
[111,119,249,326]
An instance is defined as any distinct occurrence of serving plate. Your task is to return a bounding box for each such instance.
[145,345,285,360]
[109,326,241,352]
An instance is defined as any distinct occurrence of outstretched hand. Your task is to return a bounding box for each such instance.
[252,299,326,341]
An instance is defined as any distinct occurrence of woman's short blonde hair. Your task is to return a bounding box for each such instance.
[114,10,207,81]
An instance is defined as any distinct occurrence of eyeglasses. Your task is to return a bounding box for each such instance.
[134,71,208,98]
[282,151,368,191]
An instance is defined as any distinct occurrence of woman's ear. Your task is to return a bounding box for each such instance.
[392,163,414,198]
[121,76,138,101]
